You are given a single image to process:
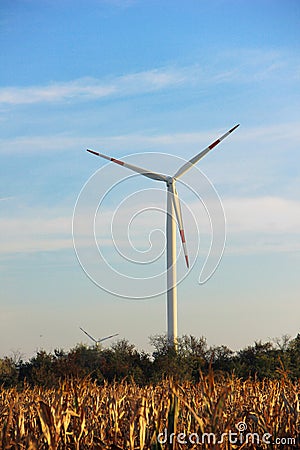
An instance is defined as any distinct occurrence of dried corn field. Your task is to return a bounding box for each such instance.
[0,374,299,449]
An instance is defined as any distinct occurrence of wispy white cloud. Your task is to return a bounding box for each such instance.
[0,211,72,254]
[223,196,300,235]
[224,196,300,254]
[1,195,299,256]
[0,68,188,105]
[213,48,288,82]
[0,197,14,201]
[0,81,116,105]
[189,195,300,255]
[0,49,295,106]
[1,121,299,158]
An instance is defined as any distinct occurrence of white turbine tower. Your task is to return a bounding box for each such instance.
[80,327,118,347]
[87,124,239,346]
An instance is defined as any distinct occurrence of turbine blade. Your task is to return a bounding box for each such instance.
[98,333,119,343]
[174,124,240,179]
[87,149,167,182]
[170,184,189,268]
[79,327,97,343]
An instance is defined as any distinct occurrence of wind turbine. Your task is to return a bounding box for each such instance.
[87,124,239,346]
[80,327,119,347]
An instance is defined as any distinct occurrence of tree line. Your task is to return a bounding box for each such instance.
[0,334,299,388]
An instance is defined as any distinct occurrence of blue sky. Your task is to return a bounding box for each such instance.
[1,0,300,358]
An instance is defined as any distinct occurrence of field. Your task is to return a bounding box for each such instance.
[0,373,299,449]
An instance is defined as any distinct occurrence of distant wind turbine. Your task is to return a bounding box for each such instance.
[87,124,239,347]
[80,327,119,347]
